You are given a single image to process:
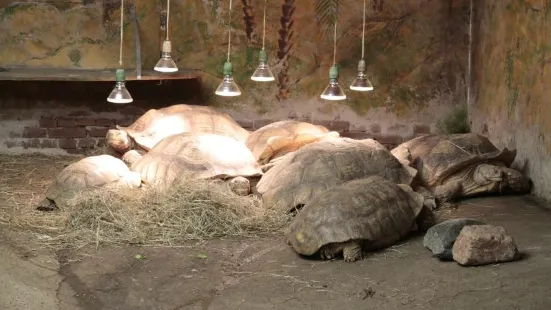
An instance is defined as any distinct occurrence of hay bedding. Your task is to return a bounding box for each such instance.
[0,153,290,250]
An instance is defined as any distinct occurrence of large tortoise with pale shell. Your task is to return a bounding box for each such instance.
[106,104,250,164]
[245,120,340,169]
[38,155,142,211]
[129,132,263,195]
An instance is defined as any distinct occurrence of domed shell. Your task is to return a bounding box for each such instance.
[245,120,339,164]
[286,176,424,256]
[256,138,417,213]
[391,133,517,188]
[118,104,250,151]
[131,133,263,190]
[46,155,141,205]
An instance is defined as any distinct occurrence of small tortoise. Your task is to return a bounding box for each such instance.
[130,132,263,195]
[391,133,531,204]
[245,120,340,167]
[256,138,418,213]
[106,104,250,164]
[38,155,141,211]
[286,175,435,262]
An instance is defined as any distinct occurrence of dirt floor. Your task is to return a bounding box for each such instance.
[2,154,551,310]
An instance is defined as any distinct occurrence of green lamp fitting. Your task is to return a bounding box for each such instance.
[258,50,268,63]
[223,61,233,76]
[328,65,339,80]
[115,68,126,83]
[357,59,366,72]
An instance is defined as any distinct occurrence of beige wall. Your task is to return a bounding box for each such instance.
[0,0,470,152]
[470,1,551,200]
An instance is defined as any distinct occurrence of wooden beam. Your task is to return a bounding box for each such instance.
[0,68,201,82]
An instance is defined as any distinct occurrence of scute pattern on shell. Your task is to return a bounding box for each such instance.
[46,155,136,204]
[256,138,417,213]
[131,133,263,190]
[286,176,423,256]
[118,104,250,151]
[391,133,517,187]
[245,120,331,163]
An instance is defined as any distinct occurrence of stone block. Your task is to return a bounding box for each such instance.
[48,127,87,138]
[423,218,485,260]
[452,225,519,266]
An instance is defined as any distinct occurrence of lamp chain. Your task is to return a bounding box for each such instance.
[262,0,267,50]
[361,0,365,60]
[166,0,170,40]
[119,0,124,67]
[227,0,233,62]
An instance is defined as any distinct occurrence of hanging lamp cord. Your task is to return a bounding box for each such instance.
[332,6,338,65]
[361,0,365,60]
[227,0,233,62]
[262,0,267,50]
[119,0,124,67]
[166,0,170,40]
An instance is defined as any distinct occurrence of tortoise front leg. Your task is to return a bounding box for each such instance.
[343,241,363,262]
[433,179,462,203]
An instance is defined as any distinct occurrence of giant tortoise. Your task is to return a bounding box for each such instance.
[106,104,250,164]
[37,155,142,211]
[286,175,435,262]
[256,138,418,213]
[130,132,263,195]
[245,120,340,167]
[390,133,531,204]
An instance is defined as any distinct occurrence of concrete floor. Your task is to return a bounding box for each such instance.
[2,194,551,310]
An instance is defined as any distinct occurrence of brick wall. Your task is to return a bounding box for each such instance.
[0,79,434,154]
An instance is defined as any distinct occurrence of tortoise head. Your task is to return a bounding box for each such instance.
[286,226,323,256]
[473,164,531,195]
[106,129,132,153]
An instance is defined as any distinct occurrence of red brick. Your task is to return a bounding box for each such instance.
[57,117,77,127]
[236,119,253,129]
[40,139,58,148]
[372,134,403,145]
[23,127,47,138]
[87,127,110,137]
[58,139,78,149]
[68,110,92,117]
[312,120,350,132]
[95,118,114,126]
[97,138,107,147]
[370,124,381,133]
[39,117,57,128]
[413,124,431,135]
[66,149,86,155]
[77,138,98,148]
[76,117,97,126]
[48,127,87,138]
[5,140,22,148]
[341,131,371,139]
[8,131,21,138]
[253,119,273,130]
[115,118,134,127]
[22,139,39,149]
[119,105,146,116]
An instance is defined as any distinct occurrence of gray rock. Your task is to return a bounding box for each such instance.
[423,218,485,260]
[452,224,519,266]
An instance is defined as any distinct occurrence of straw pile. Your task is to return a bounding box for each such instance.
[0,154,290,250]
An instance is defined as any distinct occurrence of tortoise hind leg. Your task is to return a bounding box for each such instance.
[320,240,363,262]
[36,198,57,212]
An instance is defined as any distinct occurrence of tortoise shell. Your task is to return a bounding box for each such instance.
[286,176,425,256]
[45,155,141,206]
[118,104,250,151]
[245,120,339,164]
[391,133,517,188]
[130,132,263,191]
[256,138,417,213]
